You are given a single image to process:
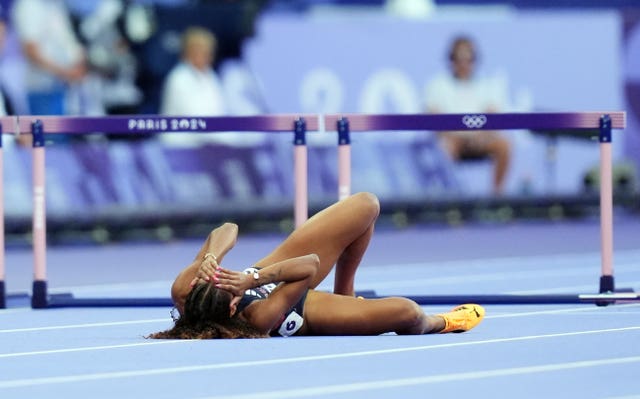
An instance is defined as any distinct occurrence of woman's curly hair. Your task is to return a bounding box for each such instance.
[148,282,267,339]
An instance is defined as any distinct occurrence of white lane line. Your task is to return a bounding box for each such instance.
[0,340,192,359]
[0,306,635,360]
[201,356,640,399]
[510,280,640,295]
[485,303,640,319]
[0,308,32,315]
[365,249,640,272]
[1,326,639,388]
[17,251,640,296]
[1,303,637,335]
[50,280,170,294]
[358,267,640,290]
[0,318,169,333]
[365,252,640,273]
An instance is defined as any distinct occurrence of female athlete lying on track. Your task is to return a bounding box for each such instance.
[149,192,484,339]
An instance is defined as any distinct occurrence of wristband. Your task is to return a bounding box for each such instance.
[203,252,217,262]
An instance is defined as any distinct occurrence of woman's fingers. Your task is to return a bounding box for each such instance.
[189,262,229,288]
[214,268,235,281]
[197,259,220,282]
[197,268,211,282]
[214,271,240,285]
[213,268,249,296]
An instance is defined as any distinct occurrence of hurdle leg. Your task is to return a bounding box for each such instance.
[598,115,614,303]
[293,118,308,229]
[31,120,48,308]
[337,117,351,200]
[0,127,4,308]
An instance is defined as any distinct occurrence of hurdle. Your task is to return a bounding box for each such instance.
[3,112,637,308]
[0,123,4,308]
[327,111,637,305]
[9,114,319,308]
[0,116,21,308]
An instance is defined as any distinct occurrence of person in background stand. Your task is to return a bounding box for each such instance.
[67,0,143,117]
[159,26,230,146]
[11,0,104,120]
[0,5,10,117]
[424,35,511,196]
[0,3,30,147]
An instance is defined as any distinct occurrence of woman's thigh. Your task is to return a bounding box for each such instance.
[254,192,379,285]
[302,291,421,336]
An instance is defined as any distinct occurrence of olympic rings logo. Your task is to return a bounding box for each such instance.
[462,114,488,129]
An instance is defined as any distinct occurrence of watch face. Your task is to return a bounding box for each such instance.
[253,272,259,280]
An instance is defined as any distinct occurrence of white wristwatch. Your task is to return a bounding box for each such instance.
[252,271,260,282]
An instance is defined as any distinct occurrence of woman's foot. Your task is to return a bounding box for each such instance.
[438,304,485,333]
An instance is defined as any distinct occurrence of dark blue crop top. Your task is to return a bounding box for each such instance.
[236,267,306,337]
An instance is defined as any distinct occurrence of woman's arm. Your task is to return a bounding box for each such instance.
[193,222,239,263]
[171,223,239,311]
[215,254,319,333]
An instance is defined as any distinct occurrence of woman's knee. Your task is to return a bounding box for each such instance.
[352,192,380,220]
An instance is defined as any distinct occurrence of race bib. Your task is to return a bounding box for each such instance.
[277,311,304,337]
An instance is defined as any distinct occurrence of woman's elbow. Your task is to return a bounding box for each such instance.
[306,254,320,279]
[218,222,238,236]
[208,223,238,243]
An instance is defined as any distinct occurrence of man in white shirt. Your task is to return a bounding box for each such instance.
[425,36,511,195]
[11,0,88,116]
[0,10,8,117]
[160,26,233,147]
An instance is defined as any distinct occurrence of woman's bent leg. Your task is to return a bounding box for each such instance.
[255,192,380,294]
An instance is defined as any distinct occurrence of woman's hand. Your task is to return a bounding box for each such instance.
[214,267,253,297]
[189,252,219,287]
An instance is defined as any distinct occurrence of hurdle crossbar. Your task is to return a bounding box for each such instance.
[328,111,632,305]
[357,292,640,305]
[324,112,626,132]
[17,114,319,308]
[15,114,320,135]
[1,112,633,308]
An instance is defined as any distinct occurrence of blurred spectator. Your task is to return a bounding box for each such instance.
[68,0,143,116]
[0,5,10,116]
[0,3,32,147]
[158,25,273,201]
[385,0,435,18]
[424,35,511,195]
[159,26,236,146]
[11,0,104,117]
[161,26,225,116]
[128,0,267,113]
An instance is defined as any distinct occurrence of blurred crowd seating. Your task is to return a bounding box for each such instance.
[1,0,638,245]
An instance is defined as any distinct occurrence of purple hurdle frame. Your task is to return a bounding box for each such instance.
[0,123,4,308]
[16,114,317,308]
[0,116,20,308]
[1,112,634,308]
[325,111,634,305]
